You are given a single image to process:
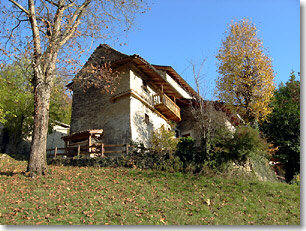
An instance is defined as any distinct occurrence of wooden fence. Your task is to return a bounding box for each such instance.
[47,143,129,158]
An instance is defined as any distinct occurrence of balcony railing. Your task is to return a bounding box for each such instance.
[153,93,181,122]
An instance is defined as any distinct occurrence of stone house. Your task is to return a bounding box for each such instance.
[68,44,238,146]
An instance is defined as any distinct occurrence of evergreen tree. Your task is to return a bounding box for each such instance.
[260,71,300,181]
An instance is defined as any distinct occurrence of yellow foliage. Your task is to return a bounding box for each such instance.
[149,125,178,154]
[216,18,275,123]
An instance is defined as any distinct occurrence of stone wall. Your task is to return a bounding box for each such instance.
[70,65,131,144]
[70,63,173,146]
[177,104,197,139]
[69,44,195,146]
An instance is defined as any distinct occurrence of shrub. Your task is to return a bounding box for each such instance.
[290,174,300,185]
[230,125,268,161]
[209,125,269,168]
[48,156,125,167]
[149,125,178,154]
[176,137,196,164]
[176,137,210,173]
[123,125,183,172]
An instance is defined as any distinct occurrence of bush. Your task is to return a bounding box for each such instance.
[124,143,183,172]
[149,125,178,154]
[48,156,125,167]
[176,137,196,164]
[290,174,300,185]
[123,127,182,172]
[209,125,269,168]
[49,125,273,179]
[230,125,268,161]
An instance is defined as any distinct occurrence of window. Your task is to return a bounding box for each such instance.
[144,114,150,125]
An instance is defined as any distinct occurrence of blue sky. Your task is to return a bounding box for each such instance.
[96,0,300,99]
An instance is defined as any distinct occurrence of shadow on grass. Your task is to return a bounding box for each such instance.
[0,171,26,176]
[3,152,29,161]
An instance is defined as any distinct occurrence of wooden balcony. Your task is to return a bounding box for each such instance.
[153,93,181,122]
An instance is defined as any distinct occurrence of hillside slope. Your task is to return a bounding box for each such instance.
[0,154,300,225]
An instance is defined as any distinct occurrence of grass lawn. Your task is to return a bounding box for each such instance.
[0,154,300,225]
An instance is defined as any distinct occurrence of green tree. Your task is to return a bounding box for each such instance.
[49,77,72,127]
[216,18,275,125]
[0,61,34,154]
[260,71,300,182]
[0,61,71,155]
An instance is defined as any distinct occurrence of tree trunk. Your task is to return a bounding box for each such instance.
[27,78,52,177]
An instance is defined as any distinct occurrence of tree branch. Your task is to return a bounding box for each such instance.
[59,0,91,46]
[8,0,29,15]
[44,0,59,7]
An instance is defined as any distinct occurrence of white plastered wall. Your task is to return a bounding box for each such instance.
[165,73,192,99]
[46,125,69,151]
[129,69,171,146]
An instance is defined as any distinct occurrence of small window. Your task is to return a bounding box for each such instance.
[144,114,150,125]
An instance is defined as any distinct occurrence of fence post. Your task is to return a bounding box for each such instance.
[54,147,58,158]
[125,143,129,155]
[101,143,105,157]
[77,144,80,157]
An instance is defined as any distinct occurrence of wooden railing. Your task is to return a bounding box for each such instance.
[153,93,180,119]
[47,143,129,158]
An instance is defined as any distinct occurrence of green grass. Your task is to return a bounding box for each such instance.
[0,154,300,225]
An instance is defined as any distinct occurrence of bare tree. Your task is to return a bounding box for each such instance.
[0,0,148,176]
[188,59,229,154]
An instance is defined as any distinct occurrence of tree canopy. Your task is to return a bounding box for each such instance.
[216,18,275,124]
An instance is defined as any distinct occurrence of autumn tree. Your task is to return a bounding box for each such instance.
[216,18,275,125]
[0,0,148,176]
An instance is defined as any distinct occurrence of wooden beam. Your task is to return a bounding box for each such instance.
[125,144,129,155]
[88,134,92,153]
[77,145,81,157]
[101,143,105,157]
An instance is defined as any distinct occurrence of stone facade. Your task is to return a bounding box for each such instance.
[70,65,131,144]
[177,104,197,138]
[69,62,172,146]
